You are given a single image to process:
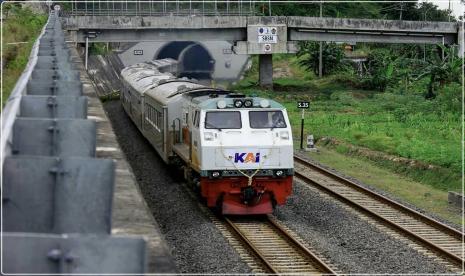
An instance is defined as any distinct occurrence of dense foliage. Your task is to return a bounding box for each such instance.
[268,1,457,21]
[297,42,462,103]
[2,4,47,107]
[296,42,347,76]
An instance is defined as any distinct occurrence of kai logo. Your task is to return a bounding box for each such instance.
[234,152,260,163]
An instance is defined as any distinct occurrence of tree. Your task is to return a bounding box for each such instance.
[414,45,462,99]
[357,48,399,91]
[297,42,345,76]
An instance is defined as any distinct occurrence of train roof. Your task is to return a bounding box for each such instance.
[121,60,285,110]
[190,94,285,110]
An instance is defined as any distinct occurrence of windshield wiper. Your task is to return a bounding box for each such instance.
[205,122,222,131]
[271,123,281,131]
[271,123,284,131]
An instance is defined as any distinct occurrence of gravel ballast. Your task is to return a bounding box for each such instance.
[275,180,451,274]
[103,100,251,274]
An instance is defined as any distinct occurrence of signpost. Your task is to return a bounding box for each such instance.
[257,27,278,44]
[297,101,310,149]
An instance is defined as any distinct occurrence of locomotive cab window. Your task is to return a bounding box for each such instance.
[205,111,241,129]
[249,111,286,129]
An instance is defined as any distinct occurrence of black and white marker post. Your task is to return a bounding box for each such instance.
[297,101,310,150]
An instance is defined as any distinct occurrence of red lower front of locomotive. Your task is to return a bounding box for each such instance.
[200,176,293,215]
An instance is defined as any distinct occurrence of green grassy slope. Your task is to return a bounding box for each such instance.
[2,5,47,108]
[232,54,461,192]
[231,54,461,225]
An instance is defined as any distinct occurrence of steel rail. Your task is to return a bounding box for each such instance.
[224,217,279,274]
[266,216,337,274]
[224,216,337,274]
[294,155,464,266]
[295,155,462,239]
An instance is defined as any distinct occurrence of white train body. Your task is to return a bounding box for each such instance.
[121,59,294,215]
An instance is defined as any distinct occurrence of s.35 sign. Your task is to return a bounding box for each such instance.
[297,101,310,109]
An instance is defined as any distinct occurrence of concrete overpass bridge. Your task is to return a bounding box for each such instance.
[61,14,464,87]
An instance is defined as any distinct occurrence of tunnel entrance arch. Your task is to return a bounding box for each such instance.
[154,41,214,80]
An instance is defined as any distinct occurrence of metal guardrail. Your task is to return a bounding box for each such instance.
[62,0,270,16]
[1,10,147,274]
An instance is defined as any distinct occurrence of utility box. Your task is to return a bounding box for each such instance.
[233,20,298,54]
[448,191,464,209]
[305,135,318,152]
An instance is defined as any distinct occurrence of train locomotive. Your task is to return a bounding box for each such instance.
[120,59,294,215]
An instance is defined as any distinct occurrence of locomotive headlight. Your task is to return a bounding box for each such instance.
[212,171,220,178]
[259,99,270,108]
[275,170,284,177]
[280,131,289,140]
[233,100,243,108]
[243,99,253,108]
[204,132,214,141]
[217,100,227,109]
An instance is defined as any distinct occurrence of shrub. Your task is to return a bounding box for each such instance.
[297,42,346,76]
[436,83,461,113]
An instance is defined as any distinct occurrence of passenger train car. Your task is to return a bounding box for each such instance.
[121,59,294,214]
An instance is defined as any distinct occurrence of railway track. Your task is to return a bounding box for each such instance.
[294,155,464,271]
[224,215,337,274]
[179,179,337,274]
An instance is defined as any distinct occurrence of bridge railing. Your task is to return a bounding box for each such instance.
[62,0,271,16]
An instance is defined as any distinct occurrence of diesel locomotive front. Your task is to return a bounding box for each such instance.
[121,59,294,215]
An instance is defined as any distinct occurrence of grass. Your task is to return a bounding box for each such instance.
[2,5,47,108]
[232,54,461,191]
[231,53,462,225]
[89,42,112,56]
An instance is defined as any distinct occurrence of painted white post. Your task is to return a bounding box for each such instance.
[318,1,323,77]
[458,24,464,58]
[85,36,89,70]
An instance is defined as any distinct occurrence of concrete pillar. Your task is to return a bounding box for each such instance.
[259,54,273,89]
[458,24,464,58]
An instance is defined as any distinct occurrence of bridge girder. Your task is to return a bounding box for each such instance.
[289,29,455,45]
[63,15,461,46]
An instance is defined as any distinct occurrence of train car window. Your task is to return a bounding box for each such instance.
[205,111,241,129]
[144,103,161,130]
[194,110,200,128]
[157,111,163,128]
[249,111,287,129]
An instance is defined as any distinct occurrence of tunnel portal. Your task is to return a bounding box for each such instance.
[154,41,214,80]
